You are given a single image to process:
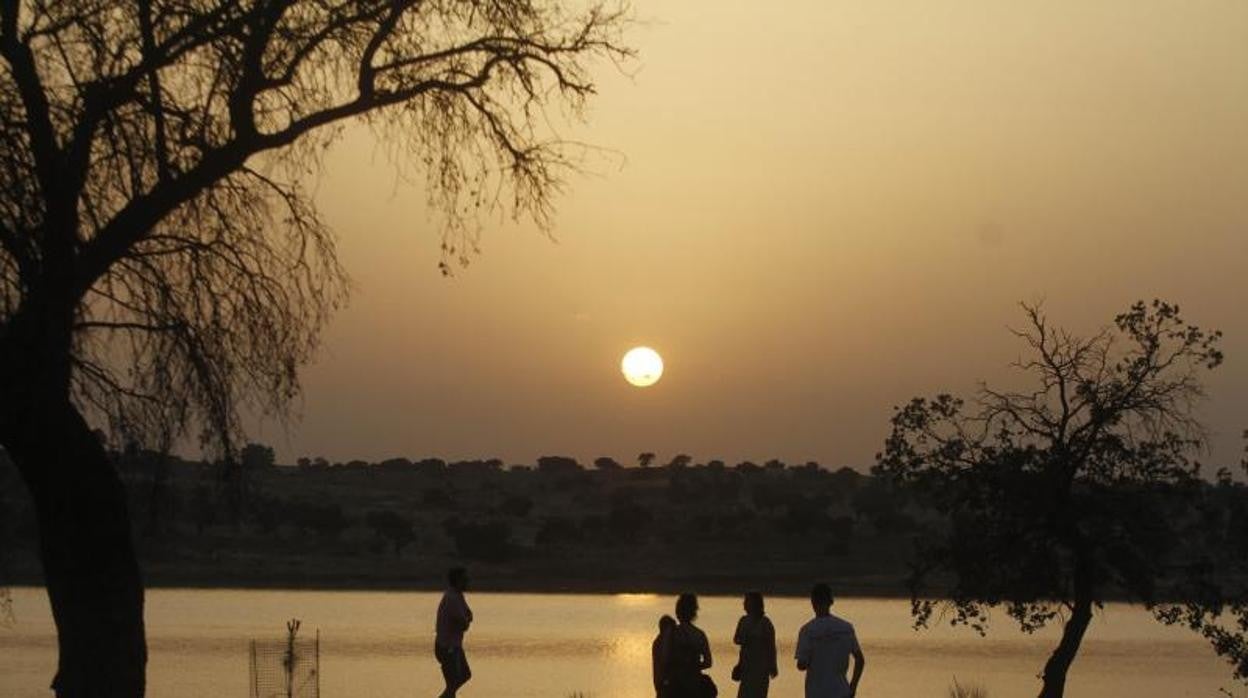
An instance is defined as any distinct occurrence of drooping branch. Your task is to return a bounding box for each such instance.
[2,0,632,461]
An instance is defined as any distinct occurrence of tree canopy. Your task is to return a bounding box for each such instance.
[0,0,631,457]
[0,3,631,695]
[875,300,1243,697]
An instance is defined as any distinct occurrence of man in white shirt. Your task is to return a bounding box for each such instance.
[435,567,474,698]
[795,583,865,698]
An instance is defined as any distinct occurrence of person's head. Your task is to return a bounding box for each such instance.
[810,583,833,615]
[675,593,699,623]
[448,567,469,592]
[743,591,764,617]
[659,614,677,633]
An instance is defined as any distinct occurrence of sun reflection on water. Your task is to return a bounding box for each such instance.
[607,631,653,662]
[613,593,660,607]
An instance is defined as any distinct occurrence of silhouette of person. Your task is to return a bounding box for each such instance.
[435,567,473,698]
[662,593,715,698]
[733,591,777,698]
[795,583,864,698]
[653,614,677,697]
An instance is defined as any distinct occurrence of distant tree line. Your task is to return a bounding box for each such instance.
[0,440,928,575]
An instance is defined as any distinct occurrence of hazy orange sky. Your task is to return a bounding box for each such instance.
[254,0,1248,469]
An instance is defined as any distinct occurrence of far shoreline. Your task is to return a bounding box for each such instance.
[7,570,913,599]
[6,572,1157,603]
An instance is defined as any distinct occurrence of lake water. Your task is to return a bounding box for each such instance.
[0,587,1233,697]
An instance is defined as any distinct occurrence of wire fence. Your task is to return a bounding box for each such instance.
[250,620,319,698]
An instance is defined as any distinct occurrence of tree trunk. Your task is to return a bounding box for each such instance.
[1038,583,1094,698]
[0,315,147,697]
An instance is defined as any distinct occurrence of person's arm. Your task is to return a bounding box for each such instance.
[660,628,674,668]
[733,617,746,646]
[699,629,713,670]
[652,640,663,691]
[848,637,865,697]
[456,595,473,631]
[795,628,809,672]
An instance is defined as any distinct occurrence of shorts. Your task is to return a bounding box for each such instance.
[435,644,472,685]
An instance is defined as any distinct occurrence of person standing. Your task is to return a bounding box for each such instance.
[435,567,474,698]
[795,583,864,698]
[732,591,777,698]
[653,614,677,697]
[662,593,715,698]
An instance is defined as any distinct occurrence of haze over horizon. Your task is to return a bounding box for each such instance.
[249,0,1248,469]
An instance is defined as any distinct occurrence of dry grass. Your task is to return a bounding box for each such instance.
[948,677,988,698]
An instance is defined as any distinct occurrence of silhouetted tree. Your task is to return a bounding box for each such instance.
[666,453,691,469]
[240,443,276,470]
[593,456,622,470]
[0,1,628,694]
[449,458,503,475]
[735,460,760,473]
[414,458,448,475]
[875,300,1243,698]
[828,466,863,494]
[377,457,414,472]
[536,455,582,474]
[638,452,656,468]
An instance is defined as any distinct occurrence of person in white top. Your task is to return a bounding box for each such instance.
[795,583,864,698]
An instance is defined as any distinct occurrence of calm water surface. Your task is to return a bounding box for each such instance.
[0,587,1231,697]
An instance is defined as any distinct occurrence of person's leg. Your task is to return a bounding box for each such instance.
[436,645,457,698]
[737,670,767,698]
[454,648,472,692]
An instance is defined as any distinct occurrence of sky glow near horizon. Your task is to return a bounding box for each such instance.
[251,0,1248,469]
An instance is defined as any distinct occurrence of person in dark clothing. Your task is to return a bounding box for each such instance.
[662,593,715,698]
[653,614,678,697]
[733,591,778,698]
[435,567,473,698]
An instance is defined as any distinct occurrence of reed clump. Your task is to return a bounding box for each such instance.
[948,677,988,698]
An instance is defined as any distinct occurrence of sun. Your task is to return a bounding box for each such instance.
[621,347,663,387]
